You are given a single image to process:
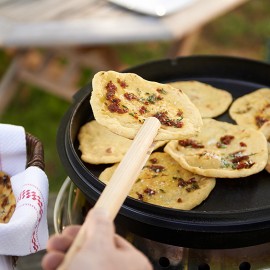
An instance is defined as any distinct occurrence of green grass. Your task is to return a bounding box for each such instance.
[192,0,270,59]
[0,84,70,192]
[0,0,270,193]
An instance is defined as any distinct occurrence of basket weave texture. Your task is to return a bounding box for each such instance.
[26,133,44,170]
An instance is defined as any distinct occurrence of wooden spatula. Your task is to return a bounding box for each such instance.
[57,117,161,269]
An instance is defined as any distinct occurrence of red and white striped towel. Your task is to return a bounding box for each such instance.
[0,124,49,258]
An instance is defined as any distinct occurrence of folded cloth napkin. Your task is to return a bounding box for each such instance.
[0,124,49,256]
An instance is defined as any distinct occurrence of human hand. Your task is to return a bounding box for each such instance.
[41,208,153,270]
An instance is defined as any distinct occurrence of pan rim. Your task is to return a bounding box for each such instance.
[57,55,270,248]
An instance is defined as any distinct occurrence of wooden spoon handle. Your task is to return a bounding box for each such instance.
[94,117,161,218]
[57,117,160,270]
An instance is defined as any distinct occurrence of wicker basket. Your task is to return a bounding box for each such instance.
[26,132,44,170]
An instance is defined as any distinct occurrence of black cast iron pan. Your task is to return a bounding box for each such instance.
[57,55,270,249]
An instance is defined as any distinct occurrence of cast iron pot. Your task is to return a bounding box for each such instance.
[57,55,270,249]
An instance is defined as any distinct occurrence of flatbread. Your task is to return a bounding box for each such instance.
[229,88,270,129]
[259,121,270,173]
[164,118,268,178]
[78,120,168,164]
[90,71,202,141]
[0,171,16,223]
[169,81,233,118]
[99,152,216,210]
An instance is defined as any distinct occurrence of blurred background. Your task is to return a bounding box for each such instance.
[0,0,269,195]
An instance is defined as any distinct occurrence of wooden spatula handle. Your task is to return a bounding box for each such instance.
[57,117,160,270]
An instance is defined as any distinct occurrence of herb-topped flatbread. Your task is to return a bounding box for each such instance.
[0,171,16,223]
[259,121,270,173]
[169,81,233,118]
[164,118,268,178]
[229,88,270,129]
[90,71,202,141]
[78,120,168,164]
[99,152,215,210]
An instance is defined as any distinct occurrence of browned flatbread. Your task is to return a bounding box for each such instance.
[99,152,216,210]
[229,88,270,129]
[90,71,202,141]
[169,81,233,118]
[78,120,168,164]
[259,121,270,173]
[0,171,16,223]
[164,118,268,178]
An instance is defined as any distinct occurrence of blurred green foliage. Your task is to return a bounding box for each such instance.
[1,84,70,192]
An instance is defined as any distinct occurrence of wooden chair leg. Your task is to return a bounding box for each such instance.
[94,46,125,71]
[167,28,201,58]
[69,46,124,71]
[0,56,21,115]
[0,46,125,112]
